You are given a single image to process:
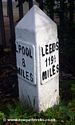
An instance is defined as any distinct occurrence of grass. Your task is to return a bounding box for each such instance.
[0,80,75,125]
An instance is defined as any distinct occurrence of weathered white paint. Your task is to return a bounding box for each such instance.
[16,40,36,84]
[15,5,59,112]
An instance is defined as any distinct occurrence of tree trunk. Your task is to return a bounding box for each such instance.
[59,0,65,27]
[18,0,23,20]
[49,0,54,19]
[69,0,74,25]
[0,0,6,48]
[28,0,33,9]
[7,0,15,50]
[39,0,43,10]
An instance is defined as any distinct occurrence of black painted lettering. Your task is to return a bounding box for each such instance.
[52,65,55,75]
[17,67,20,74]
[56,42,59,50]
[26,71,29,80]
[45,45,48,55]
[23,70,25,78]
[29,48,33,58]
[17,67,34,83]
[54,55,56,63]
[45,58,47,67]
[41,47,45,57]
[26,47,29,56]
[47,69,49,78]
[49,44,52,53]
[56,64,59,73]
[17,67,22,76]
[30,73,33,82]
[18,44,21,53]
[22,46,25,54]
[50,68,52,77]
[22,58,26,67]
[52,43,56,52]
[42,71,47,80]
[51,56,53,64]
[48,57,50,66]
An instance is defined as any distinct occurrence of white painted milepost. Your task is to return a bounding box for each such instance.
[16,41,36,84]
[40,40,59,84]
[15,5,59,112]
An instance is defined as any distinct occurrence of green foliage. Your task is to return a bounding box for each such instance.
[0,111,5,125]
[60,80,75,102]
[44,0,55,18]
[71,84,75,98]
[1,100,75,125]
[0,80,75,125]
[68,100,75,112]
[45,103,75,123]
[0,111,5,120]
[7,102,23,119]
